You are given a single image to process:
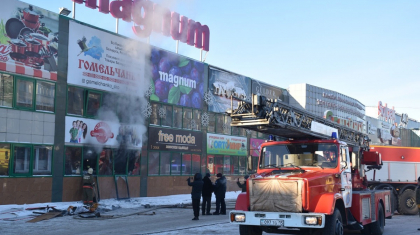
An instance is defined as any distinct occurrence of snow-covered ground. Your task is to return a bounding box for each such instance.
[0,191,242,220]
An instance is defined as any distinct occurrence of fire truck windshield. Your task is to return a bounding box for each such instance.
[260,143,338,169]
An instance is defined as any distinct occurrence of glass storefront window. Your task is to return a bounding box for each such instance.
[150,102,160,125]
[0,74,13,107]
[231,127,239,136]
[251,156,259,174]
[0,144,11,175]
[192,154,200,175]
[148,152,159,175]
[214,155,223,175]
[239,156,247,175]
[171,153,182,175]
[160,152,171,175]
[223,116,231,135]
[16,78,33,109]
[65,147,82,175]
[223,156,231,175]
[193,110,201,131]
[36,81,55,112]
[99,149,113,175]
[83,147,98,174]
[239,128,246,136]
[208,113,215,133]
[86,91,101,117]
[114,148,128,175]
[162,105,173,127]
[182,153,191,175]
[251,131,258,138]
[128,150,141,175]
[216,114,224,134]
[201,155,207,175]
[13,146,31,174]
[207,155,215,174]
[231,156,239,175]
[67,86,84,116]
[173,107,182,128]
[33,146,52,175]
[183,108,192,129]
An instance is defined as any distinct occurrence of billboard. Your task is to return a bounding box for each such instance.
[207,133,247,156]
[65,116,143,148]
[67,21,146,93]
[208,68,251,113]
[250,138,265,157]
[251,80,289,103]
[0,0,59,80]
[366,116,401,146]
[149,47,206,109]
[148,126,203,152]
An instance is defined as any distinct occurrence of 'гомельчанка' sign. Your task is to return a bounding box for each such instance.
[72,0,210,51]
[148,126,203,152]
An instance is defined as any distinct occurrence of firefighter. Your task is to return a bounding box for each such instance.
[83,168,95,206]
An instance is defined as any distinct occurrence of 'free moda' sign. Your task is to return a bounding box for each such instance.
[207,133,247,156]
[148,126,203,152]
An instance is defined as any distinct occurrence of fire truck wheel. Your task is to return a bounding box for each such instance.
[398,189,418,215]
[370,203,385,235]
[322,208,343,235]
[239,225,262,235]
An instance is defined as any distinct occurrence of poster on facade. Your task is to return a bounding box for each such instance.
[250,138,265,157]
[251,80,288,103]
[208,68,251,113]
[149,47,206,109]
[68,21,146,93]
[366,117,401,146]
[65,116,143,147]
[207,133,247,156]
[148,126,203,152]
[0,0,59,80]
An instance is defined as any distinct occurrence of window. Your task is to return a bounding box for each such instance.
[148,152,159,175]
[182,153,191,175]
[231,156,239,175]
[65,146,82,175]
[216,114,224,134]
[160,152,171,175]
[98,149,113,175]
[36,81,55,112]
[223,116,231,135]
[239,156,247,175]
[16,78,34,109]
[0,144,11,175]
[33,146,52,175]
[223,156,231,175]
[67,86,84,116]
[13,145,31,174]
[208,113,215,133]
[173,107,182,128]
[231,127,239,136]
[85,91,101,117]
[0,74,13,107]
[193,110,201,131]
[192,154,200,175]
[128,150,141,175]
[201,155,207,175]
[114,148,128,175]
[183,108,192,129]
[83,147,98,174]
[162,105,173,127]
[171,153,182,175]
[214,155,223,175]
[150,102,160,125]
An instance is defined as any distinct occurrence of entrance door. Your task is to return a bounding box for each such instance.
[340,146,352,208]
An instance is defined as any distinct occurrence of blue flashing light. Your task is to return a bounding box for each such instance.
[331,132,337,139]
[268,135,274,142]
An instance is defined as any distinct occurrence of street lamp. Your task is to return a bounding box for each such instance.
[59,7,71,16]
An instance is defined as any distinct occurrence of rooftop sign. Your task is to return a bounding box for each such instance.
[72,0,210,51]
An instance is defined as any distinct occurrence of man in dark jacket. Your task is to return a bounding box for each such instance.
[237,175,249,192]
[201,173,213,215]
[212,173,227,215]
[187,173,204,220]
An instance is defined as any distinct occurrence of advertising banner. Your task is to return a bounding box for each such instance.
[149,47,206,109]
[148,126,203,152]
[366,116,401,146]
[207,133,247,156]
[0,0,59,80]
[250,138,265,157]
[68,21,146,93]
[65,116,143,148]
[251,80,288,103]
[208,68,251,113]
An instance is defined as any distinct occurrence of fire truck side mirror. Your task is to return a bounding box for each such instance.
[340,161,347,169]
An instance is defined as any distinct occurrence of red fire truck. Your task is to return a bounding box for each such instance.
[227,95,392,235]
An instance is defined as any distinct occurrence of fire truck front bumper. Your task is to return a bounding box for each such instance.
[229,210,325,228]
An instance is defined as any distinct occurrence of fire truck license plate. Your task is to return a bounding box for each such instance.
[260,219,284,226]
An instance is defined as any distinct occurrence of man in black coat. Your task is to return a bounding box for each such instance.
[201,173,213,215]
[237,175,249,192]
[212,173,227,215]
[187,173,203,220]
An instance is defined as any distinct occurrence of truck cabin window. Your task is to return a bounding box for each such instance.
[261,143,338,169]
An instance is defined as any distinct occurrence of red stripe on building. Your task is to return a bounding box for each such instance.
[34,69,43,78]
[16,64,25,74]
[51,72,57,81]
[0,62,6,71]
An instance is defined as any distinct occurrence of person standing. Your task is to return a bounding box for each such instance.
[83,168,95,206]
[237,175,249,192]
[213,173,227,215]
[187,173,203,220]
[202,173,213,215]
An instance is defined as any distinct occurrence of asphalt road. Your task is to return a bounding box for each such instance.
[0,202,419,235]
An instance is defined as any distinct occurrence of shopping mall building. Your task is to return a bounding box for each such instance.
[0,0,418,204]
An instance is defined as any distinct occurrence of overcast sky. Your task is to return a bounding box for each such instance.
[24,0,420,121]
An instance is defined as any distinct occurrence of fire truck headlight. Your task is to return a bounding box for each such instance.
[305,216,322,225]
[231,213,246,222]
